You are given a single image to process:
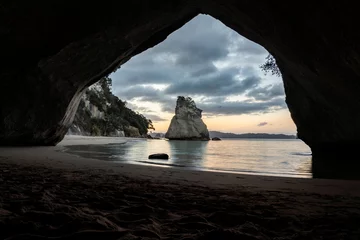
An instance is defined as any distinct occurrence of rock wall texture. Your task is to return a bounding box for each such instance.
[1,0,360,160]
[165,97,210,140]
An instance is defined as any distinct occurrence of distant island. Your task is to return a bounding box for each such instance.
[209,131,296,139]
[150,131,297,139]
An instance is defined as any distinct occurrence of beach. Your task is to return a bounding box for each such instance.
[1,136,360,239]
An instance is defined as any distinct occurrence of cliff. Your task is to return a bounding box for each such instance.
[165,96,210,140]
[69,77,153,137]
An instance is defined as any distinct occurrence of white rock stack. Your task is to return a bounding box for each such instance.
[165,96,210,140]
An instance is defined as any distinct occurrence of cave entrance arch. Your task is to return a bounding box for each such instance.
[75,14,311,179]
[1,1,359,178]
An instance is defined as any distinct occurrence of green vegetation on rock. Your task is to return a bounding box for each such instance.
[70,77,154,137]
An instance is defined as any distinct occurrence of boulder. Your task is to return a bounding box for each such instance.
[212,137,221,141]
[165,97,210,140]
[148,153,169,160]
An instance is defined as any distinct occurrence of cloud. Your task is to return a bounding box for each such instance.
[165,68,261,96]
[109,14,285,118]
[116,86,177,113]
[190,64,218,77]
[143,114,167,122]
[116,86,171,102]
[116,86,157,100]
[197,97,286,116]
[157,15,231,67]
[257,122,268,127]
[113,69,171,86]
[229,32,266,55]
[112,14,266,90]
[246,83,284,101]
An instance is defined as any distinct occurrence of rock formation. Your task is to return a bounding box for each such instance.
[165,97,210,140]
[68,77,149,138]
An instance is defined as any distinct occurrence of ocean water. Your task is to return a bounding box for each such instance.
[64,138,313,178]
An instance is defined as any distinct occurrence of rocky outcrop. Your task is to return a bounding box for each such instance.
[2,0,360,165]
[67,77,151,138]
[165,97,210,140]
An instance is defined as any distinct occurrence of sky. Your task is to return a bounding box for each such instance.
[110,14,297,134]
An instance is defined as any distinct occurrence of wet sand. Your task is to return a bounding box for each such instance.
[0,136,360,239]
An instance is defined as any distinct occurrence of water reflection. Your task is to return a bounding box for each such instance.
[63,142,130,161]
[168,140,208,166]
[62,139,314,178]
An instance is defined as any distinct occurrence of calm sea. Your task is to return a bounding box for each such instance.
[63,138,312,178]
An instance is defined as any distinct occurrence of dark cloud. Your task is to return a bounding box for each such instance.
[113,69,171,86]
[116,86,176,112]
[197,96,228,104]
[109,14,285,118]
[246,83,285,101]
[157,15,231,67]
[111,14,245,90]
[190,64,218,77]
[143,114,167,122]
[118,86,286,117]
[174,40,228,67]
[165,68,261,96]
[116,86,165,101]
[239,66,257,78]
[197,97,286,116]
[229,32,267,55]
[257,122,268,127]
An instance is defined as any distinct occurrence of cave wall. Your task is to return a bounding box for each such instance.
[0,0,198,145]
[202,1,360,156]
[1,0,360,155]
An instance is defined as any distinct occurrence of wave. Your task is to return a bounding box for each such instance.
[202,167,311,178]
[135,161,188,168]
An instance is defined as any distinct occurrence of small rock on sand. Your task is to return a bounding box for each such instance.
[148,154,169,160]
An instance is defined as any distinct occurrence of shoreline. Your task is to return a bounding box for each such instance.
[1,136,360,239]
[61,135,312,180]
[0,136,359,196]
[58,135,143,146]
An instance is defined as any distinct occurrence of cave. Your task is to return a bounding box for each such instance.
[1,1,360,178]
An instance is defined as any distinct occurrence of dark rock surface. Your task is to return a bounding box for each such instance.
[1,1,360,156]
[148,153,169,160]
[212,137,221,141]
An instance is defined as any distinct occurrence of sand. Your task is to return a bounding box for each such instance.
[0,135,360,239]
